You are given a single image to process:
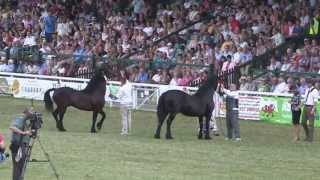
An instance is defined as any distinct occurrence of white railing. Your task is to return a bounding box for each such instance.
[0,72,302,121]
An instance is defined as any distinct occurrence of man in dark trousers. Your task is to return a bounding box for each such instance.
[302,80,319,142]
[219,83,241,141]
[9,108,34,180]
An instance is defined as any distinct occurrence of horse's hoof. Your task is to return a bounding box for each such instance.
[58,128,66,132]
[97,123,102,130]
[154,134,161,139]
[198,135,203,139]
[205,136,212,140]
[165,135,173,140]
[91,129,97,133]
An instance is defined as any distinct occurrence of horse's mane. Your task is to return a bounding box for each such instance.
[193,65,218,97]
[82,71,105,93]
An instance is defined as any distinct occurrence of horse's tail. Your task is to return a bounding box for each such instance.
[44,88,55,112]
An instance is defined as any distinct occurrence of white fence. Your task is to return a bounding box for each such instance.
[0,72,296,121]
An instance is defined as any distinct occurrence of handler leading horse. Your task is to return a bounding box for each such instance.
[154,64,219,140]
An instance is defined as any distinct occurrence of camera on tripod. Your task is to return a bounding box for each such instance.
[29,112,43,138]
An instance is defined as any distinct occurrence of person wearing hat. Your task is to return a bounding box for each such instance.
[9,108,34,180]
[301,80,319,142]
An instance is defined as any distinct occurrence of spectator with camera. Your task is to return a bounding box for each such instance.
[9,108,35,180]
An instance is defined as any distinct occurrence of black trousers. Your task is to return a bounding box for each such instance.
[10,143,27,180]
[226,96,240,139]
[226,109,240,139]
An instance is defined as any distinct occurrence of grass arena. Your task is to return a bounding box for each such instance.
[0,96,320,180]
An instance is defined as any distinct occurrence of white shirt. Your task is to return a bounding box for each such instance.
[222,88,239,99]
[0,64,6,72]
[233,51,245,64]
[280,63,291,71]
[143,27,154,36]
[304,87,319,106]
[23,35,37,46]
[273,82,289,93]
[57,23,70,36]
[169,78,178,86]
[152,74,161,83]
[116,81,133,106]
[271,33,285,46]
[212,92,222,117]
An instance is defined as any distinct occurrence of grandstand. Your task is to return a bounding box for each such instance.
[0,0,318,91]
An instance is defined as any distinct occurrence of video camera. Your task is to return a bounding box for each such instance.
[29,112,43,138]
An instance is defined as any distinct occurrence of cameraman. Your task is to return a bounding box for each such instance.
[9,108,34,180]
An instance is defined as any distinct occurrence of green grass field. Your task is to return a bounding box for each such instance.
[0,96,320,180]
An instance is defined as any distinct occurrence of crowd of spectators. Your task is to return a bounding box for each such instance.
[0,0,319,91]
[238,37,320,94]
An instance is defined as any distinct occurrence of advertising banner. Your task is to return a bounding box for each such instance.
[259,96,320,127]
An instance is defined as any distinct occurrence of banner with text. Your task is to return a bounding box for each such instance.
[259,96,320,127]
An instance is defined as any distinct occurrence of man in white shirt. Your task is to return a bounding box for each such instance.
[110,77,133,135]
[302,80,319,142]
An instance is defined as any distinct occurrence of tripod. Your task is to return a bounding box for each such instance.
[19,135,60,180]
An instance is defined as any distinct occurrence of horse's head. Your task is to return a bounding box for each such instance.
[96,61,118,80]
[207,63,219,91]
[194,64,218,97]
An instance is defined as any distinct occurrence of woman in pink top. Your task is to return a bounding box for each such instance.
[22,14,34,29]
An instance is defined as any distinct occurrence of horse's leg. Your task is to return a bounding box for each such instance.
[52,108,59,130]
[205,115,212,140]
[198,116,203,139]
[154,112,168,139]
[97,110,106,131]
[91,111,98,133]
[165,113,176,139]
[58,107,67,132]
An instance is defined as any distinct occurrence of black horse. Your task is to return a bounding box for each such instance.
[154,65,219,140]
[44,68,109,133]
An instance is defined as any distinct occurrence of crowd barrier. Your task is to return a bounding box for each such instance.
[0,72,319,127]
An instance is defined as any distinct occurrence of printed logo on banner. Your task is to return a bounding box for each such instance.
[259,97,277,121]
[11,79,20,95]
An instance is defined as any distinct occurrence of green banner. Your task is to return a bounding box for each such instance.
[259,96,320,127]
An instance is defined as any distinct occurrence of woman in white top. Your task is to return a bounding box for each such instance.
[113,77,133,135]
